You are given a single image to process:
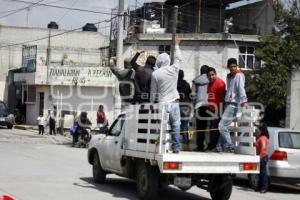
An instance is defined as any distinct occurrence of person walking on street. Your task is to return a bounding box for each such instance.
[37,114,45,135]
[192,65,209,151]
[215,58,248,153]
[130,50,156,103]
[49,106,57,135]
[206,67,226,150]
[150,36,182,153]
[255,123,270,193]
[177,69,192,147]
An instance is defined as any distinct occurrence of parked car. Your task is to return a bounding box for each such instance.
[0,101,14,129]
[237,127,300,189]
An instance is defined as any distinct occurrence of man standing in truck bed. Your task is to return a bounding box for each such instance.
[150,36,182,153]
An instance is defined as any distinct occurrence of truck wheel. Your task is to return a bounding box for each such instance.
[210,175,232,200]
[136,164,159,200]
[93,153,106,183]
[7,124,13,129]
[248,174,259,189]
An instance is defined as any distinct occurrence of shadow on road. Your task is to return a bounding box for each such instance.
[233,179,300,194]
[75,177,211,200]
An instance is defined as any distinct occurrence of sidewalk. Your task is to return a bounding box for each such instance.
[13,125,72,145]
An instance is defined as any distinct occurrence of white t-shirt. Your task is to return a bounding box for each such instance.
[37,116,45,126]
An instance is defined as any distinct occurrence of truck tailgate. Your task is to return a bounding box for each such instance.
[155,151,260,174]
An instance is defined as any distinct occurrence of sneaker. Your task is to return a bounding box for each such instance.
[224,147,235,153]
[172,149,180,154]
[260,190,267,193]
[211,146,223,152]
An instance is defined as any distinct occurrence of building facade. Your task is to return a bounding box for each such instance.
[0,24,116,126]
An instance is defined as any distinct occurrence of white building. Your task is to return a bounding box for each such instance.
[124,33,261,84]
[0,24,116,126]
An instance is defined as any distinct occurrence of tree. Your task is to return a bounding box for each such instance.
[251,0,300,126]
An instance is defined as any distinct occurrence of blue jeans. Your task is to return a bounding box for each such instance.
[166,102,181,151]
[216,103,237,151]
[180,105,190,144]
[259,156,269,191]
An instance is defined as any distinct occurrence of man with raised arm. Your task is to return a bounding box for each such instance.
[150,36,183,153]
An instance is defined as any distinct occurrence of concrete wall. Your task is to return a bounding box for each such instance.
[286,70,300,130]
[26,85,115,126]
[0,25,109,104]
[124,40,242,85]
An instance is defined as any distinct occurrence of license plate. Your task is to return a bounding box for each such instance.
[0,117,5,121]
[174,177,192,188]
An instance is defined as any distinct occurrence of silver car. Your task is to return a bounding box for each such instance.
[0,101,14,129]
[240,127,300,189]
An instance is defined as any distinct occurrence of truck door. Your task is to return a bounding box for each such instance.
[100,114,125,172]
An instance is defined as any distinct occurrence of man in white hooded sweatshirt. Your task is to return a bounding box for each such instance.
[150,36,182,153]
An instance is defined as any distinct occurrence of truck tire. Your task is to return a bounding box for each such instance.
[7,124,13,129]
[93,153,106,184]
[136,164,159,200]
[210,175,232,200]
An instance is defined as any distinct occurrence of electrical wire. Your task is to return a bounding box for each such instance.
[5,0,114,15]
[57,0,79,23]
[0,0,46,19]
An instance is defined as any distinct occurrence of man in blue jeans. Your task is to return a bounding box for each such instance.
[215,58,248,153]
[151,36,182,153]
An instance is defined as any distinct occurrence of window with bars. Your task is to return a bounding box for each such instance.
[238,46,261,69]
[158,45,171,55]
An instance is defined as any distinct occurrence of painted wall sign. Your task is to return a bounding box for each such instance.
[48,65,114,86]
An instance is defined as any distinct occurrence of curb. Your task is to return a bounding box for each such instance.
[13,125,33,130]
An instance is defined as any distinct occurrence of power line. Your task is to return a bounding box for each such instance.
[57,0,79,23]
[0,18,113,49]
[5,0,113,15]
[0,0,46,19]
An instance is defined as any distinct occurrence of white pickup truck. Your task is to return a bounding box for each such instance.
[87,104,260,200]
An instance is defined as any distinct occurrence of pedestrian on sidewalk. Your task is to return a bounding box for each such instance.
[49,105,57,135]
[97,105,109,133]
[256,123,270,193]
[37,114,45,135]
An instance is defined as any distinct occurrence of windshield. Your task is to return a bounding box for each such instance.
[279,132,300,149]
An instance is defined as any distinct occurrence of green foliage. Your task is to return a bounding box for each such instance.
[250,0,300,126]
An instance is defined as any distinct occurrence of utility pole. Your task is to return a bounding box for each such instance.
[198,0,202,33]
[108,9,114,59]
[117,0,124,69]
[46,28,51,84]
[170,5,178,64]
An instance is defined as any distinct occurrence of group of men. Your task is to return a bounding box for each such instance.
[109,36,248,154]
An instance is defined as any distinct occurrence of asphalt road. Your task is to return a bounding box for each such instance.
[0,128,299,200]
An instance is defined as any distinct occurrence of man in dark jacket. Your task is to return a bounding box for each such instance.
[130,51,156,103]
[109,57,141,105]
[192,65,209,151]
[177,70,192,147]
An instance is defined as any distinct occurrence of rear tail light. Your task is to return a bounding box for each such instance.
[242,163,258,171]
[270,150,287,161]
[163,162,182,170]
